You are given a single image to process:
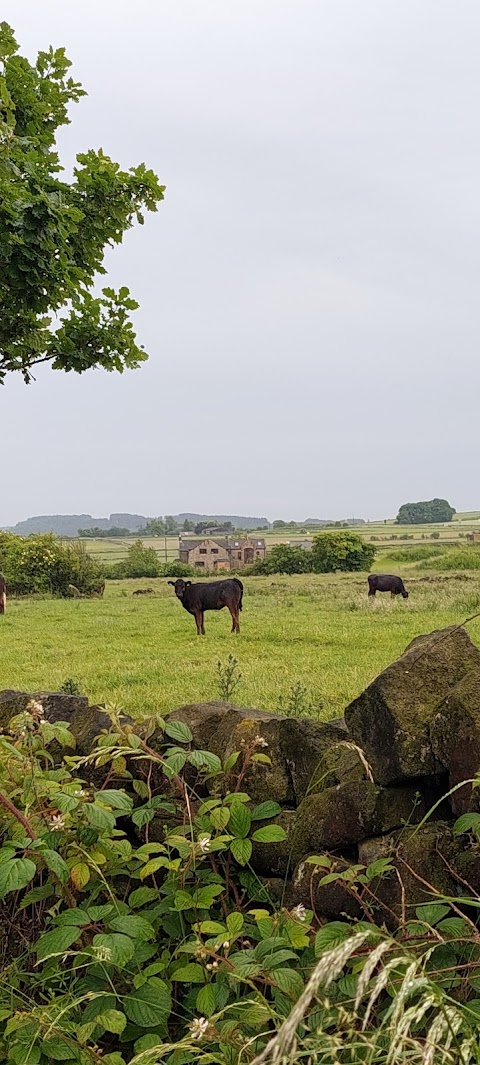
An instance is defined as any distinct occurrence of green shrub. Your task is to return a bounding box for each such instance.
[0,702,308,1063]
[105,539,161,579]
[252,544,313,575]
[160,560,194,578]
[311,531,375,573]
[2,704,480,1062]
[0,533,104,597]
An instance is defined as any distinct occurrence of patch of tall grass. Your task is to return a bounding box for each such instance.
[425,548,480,571]
[385,545,450,562]
[253,926,480,1065]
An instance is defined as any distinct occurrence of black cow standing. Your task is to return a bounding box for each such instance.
[168,577,243,635]
[0,574,6,615]
[368,574,409,599]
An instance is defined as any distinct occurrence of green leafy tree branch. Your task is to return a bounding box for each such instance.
[0,22,165,383]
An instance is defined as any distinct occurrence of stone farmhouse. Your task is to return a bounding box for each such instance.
[179,536,266,572]
[467,531,480,543]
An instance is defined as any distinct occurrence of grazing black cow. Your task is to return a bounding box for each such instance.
[368,574,409,599]
[0,574,6,615]
[168,577,243,635]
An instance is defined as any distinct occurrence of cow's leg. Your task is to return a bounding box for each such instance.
[228,604,239,633]
[0,594,4,616]
[194,610,203,635]
[368,589,375,597]
[200,611,205,635]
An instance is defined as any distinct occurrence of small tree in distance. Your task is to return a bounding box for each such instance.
[396,499,456,525]
[138,519,166,537]
[113,540,161,578]
[252,544,313,575]
[311,531,375,573]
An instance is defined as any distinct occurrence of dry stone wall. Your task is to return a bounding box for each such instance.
[3,624,480,926]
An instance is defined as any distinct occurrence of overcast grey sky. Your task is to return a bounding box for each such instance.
[2,0,479,525]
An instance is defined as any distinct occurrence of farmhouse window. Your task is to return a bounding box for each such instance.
[211,548,219,554]
[238,551,242,559]
[199,548,207,554]
[195,561,205,568]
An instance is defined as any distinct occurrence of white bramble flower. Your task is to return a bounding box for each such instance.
[190,1017,209,1040]
[199,837,211,853]
[292,904,307,922]
[27,699,44,719]
[254,735,269,748]
[74,789,86,798]
[222,941,230,949]
[49,814,66,830]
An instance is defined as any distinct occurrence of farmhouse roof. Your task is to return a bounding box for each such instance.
[180,536,266,554]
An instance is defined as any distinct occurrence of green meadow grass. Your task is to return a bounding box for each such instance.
[1,570,480,720]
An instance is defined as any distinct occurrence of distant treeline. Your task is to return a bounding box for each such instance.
[79,527,133,538]
[272,520,357,530]
[79,517,269,538]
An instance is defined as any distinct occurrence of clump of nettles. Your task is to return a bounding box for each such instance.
[59,678,83,696]
[216,654,242,701]
[277,681,322,718]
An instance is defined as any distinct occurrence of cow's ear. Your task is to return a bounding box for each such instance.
[184,580,192,587]
[167,581,175,586]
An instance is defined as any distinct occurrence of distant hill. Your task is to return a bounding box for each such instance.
[2,512,270,536]
[2,512,368,537]
[3,514,148,537]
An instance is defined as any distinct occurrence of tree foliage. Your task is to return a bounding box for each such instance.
[253,533,375,575]
[396,499,456,525]
[0,22,165,383]
[253,544,313,575]
[78,526,132,538]
[311,531,375,572]
[137,517,179,537]
[137,518,166,537]
[0,531,104,595]
[107,539,161,579]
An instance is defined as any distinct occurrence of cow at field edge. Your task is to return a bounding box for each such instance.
[168,577,243,635]
[0,574,6,615]
[368,574,409,599]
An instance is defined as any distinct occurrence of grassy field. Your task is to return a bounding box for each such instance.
[2,567,480,720]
